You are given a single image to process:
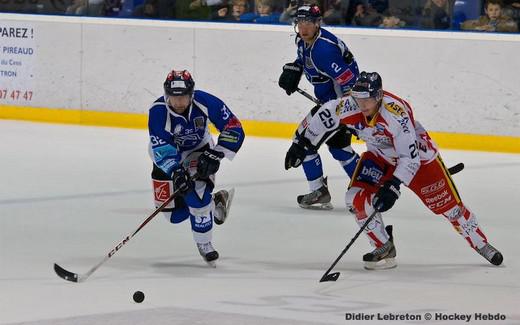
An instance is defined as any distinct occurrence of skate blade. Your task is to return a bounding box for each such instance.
[364,258,397,270]
[298,202,334,210]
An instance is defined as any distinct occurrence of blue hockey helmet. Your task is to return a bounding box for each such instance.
[294,4,321,23]
[164,70,195,97]
[351,71,383,99]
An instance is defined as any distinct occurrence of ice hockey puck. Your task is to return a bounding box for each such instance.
[133,291,145,303]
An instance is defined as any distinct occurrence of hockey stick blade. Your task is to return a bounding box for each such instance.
[54,263,80,283]
[448,163,464,175]
[320,271,340,282]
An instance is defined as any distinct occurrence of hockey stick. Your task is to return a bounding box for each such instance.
[54,177,195,283]
[319,163,465,283]
[320,205,381,282]
[296,87,320,105]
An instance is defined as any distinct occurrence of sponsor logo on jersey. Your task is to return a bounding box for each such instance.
[153,144,177,161]
[384,102,404,116]
[397,116,410,134]
[354,122,365,131]
[425,189,453,210]
[153,180,171,202]
[335,100,345,116]
[194,116,205,130]
[385,102,410,134]
[359,165,383,184]
[219,129,240,143]
[173,124,183,135]
[221,104,231,120]
[225,116,242,129]
[301,117,309,129]
[336,69,354,85]
[373,123,386,136]
[305,56,313,69]
[174,133,202,147]
[421,179,446,195]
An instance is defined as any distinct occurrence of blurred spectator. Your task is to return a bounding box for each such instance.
[103,0,124,16]
[133,0,175,17]
[368,0,388,13]
[226,0,252,20]
[379,14,405,28]
[280,1,324,24]
[351,2,384,27]
[461,0,518,32]
[420,0,452,30]
[133,0,159,17]
[175,0,219,20]
[323,0,350,25]
[189,0,225,10]
[279,0,299,23]
[502,0,520,28]
[65,0,89,14]
[386,0,422,27]
[240,0,281,23]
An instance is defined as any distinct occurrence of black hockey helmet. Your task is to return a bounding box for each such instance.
[351,71,383,99]
[294,4,321,23]
[164,70,195,97]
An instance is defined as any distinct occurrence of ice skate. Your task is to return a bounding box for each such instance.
[213,188,235,225]
[297,177,333,210]
[197,242,219,267]
[476,243,503,266]
[363,225,397,270]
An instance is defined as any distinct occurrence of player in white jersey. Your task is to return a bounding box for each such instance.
[285,71,503,269]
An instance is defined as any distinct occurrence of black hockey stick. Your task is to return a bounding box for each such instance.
[319,205,382,282]
[296,87,320,105]
[54,177,196,283]
[319,163,465,283]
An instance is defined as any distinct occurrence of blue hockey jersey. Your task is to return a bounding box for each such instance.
[148,90,245,176]
[295,28,359,103]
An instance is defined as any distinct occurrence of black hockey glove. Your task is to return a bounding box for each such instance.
[197,148,225,179]
[172,167,193,196]
[284,141,307,170]
[373,177,401,212]
[278,62,303,95]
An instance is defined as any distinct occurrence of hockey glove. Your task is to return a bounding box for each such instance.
[284,141,307,170]
[197,148,225,179]
[278,62,303,95]
[373,177,401,212]
[172,167,193,196]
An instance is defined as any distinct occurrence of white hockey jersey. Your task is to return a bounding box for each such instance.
[301,91,439,185]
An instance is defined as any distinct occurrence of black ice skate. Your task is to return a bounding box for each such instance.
[297,177,333,210]
[213,188,235,225]
[363,225,397,270]
[476,243,503,266]
[197,242,219,267]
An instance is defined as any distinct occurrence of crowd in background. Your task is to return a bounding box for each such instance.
[1,0,519,33]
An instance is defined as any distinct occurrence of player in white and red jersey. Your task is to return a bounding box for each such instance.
[285,71,503,269]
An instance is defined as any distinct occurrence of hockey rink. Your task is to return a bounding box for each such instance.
[1,120,519,324]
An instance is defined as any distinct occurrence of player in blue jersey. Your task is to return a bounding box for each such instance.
[278,4,361,210]
[148,70,245,266]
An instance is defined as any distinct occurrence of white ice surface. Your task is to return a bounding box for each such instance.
[0,120,519,324]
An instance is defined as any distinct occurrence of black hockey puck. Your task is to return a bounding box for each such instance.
[133,291,145,303]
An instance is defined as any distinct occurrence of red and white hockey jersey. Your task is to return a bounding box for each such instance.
[302,91,439,185]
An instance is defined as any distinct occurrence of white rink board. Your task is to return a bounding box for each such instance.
[1,14,519,136]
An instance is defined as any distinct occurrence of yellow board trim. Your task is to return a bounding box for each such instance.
[1,104,519,153]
